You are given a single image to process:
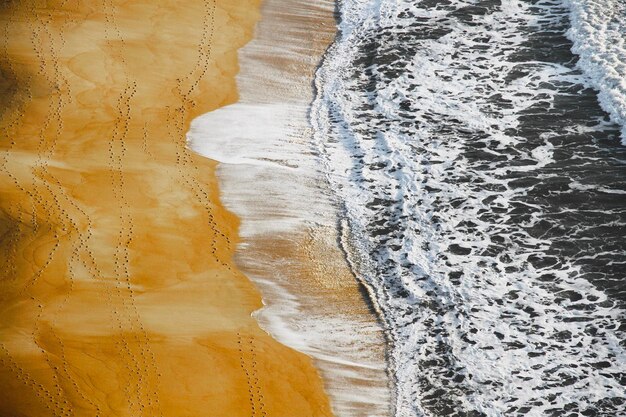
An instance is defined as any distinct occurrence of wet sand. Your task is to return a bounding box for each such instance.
[0,1,333,416]
[189,0,392,415]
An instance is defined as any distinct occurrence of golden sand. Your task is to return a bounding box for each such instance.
[0,1,333,416]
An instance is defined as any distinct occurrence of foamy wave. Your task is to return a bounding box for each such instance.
[566,0,626,144]
[313,0,626,415]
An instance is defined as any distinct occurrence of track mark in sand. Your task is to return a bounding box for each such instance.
[237,333,256,416]
[14,4,76,415]
[178,0,217,101]
[169,0,234,270]
[27,4,121,414]
[141,122,153,159]
[0,343,58,412]
[101,1,163,414]
[0,3,35,281]
[0,1,159,415]
[0,4,60,414]
[31,7,106,414]
[167,105,230,269]
[237,333,268,417]
[248,337,267,417]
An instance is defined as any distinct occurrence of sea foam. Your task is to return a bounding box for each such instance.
[313,0,626,415]
[566,0,626,144]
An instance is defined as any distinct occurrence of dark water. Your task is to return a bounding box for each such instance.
[313,0,626,415]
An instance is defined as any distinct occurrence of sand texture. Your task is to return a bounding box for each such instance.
[0,1,333,416]
[189,0,392,415]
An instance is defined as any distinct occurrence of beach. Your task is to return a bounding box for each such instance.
[0,1,340,415]
[3,0,625,415]
[189,0,391,415]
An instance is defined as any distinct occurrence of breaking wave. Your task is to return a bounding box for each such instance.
[312,0,626,415]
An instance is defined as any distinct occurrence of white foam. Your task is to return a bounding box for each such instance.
[312,0,626,415]
[566,0,626,144]
[189,103,325,236]
[187,0,392,415]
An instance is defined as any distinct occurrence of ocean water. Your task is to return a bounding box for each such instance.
[312,0,626,416]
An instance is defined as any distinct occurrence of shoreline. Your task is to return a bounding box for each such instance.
[189,0,392,415]
[0,1,334,416]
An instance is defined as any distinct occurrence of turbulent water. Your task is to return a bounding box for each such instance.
[312,0,626,416]
[566,0,626,144]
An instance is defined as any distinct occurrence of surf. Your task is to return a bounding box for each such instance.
[312,0,626,415]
